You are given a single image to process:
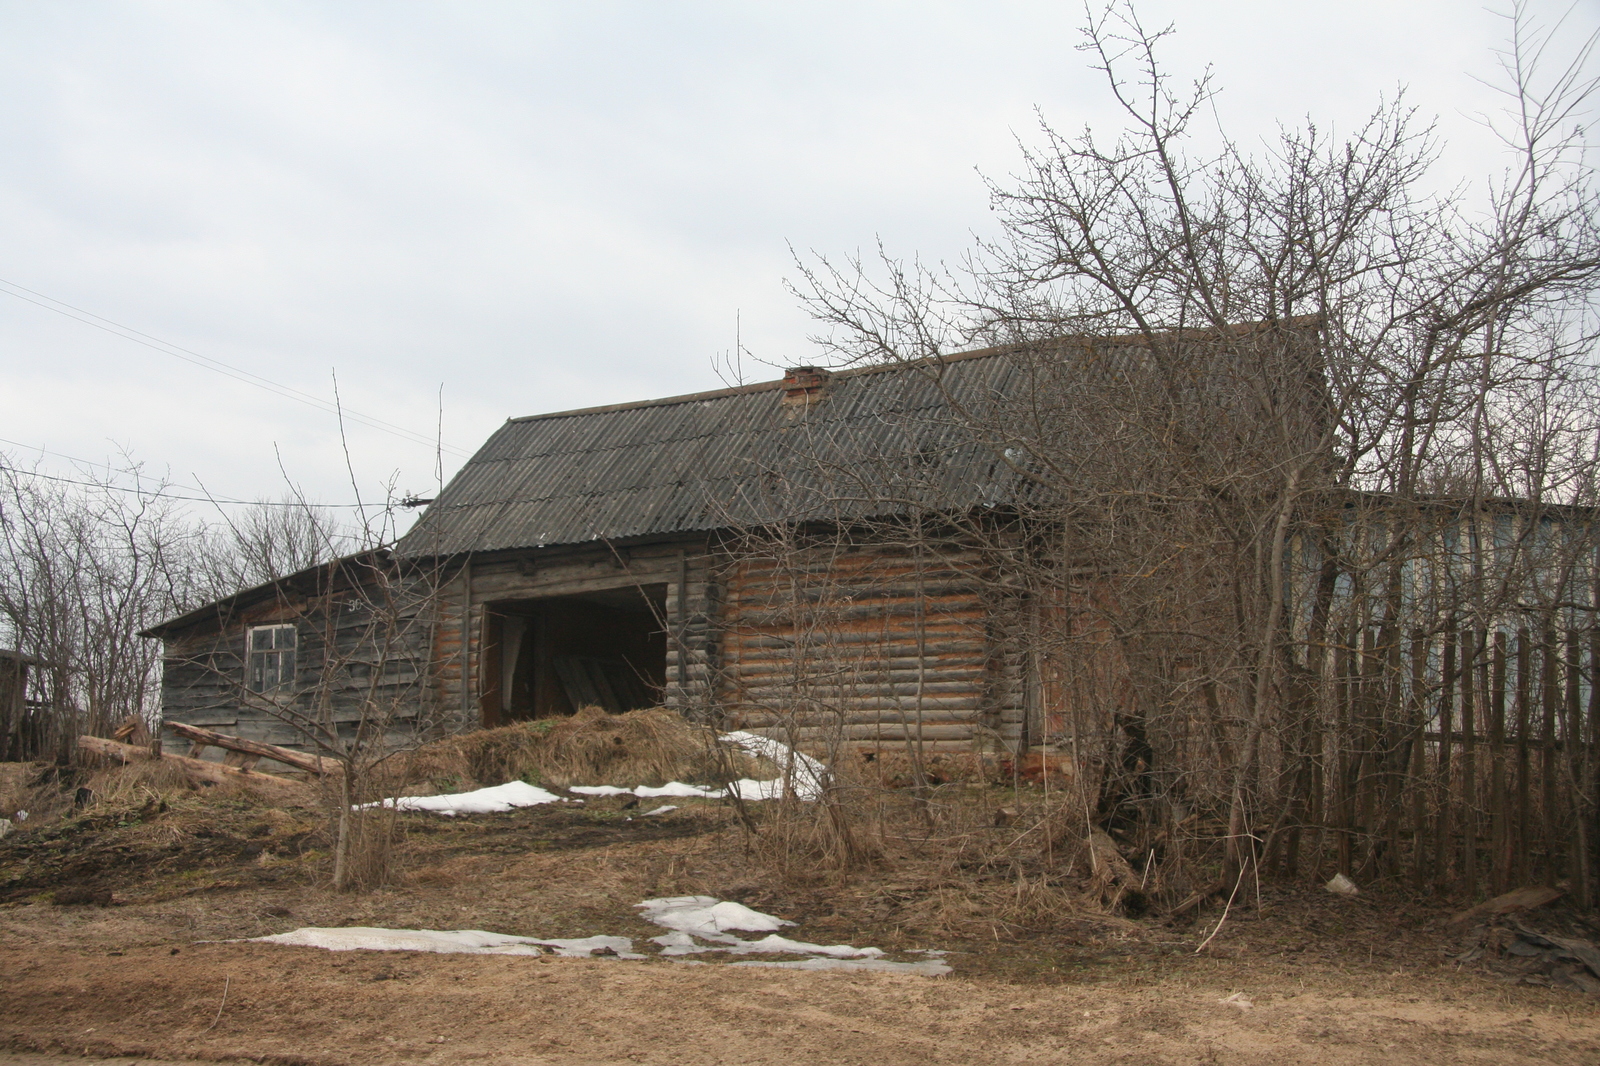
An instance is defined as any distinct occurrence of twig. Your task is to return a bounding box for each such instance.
[201,976,230,1034]
[1193,871,1245,955]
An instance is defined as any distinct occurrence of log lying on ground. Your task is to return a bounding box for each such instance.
[163,720,337,776]
[77,735,314,805]
[1062,829,1149,914]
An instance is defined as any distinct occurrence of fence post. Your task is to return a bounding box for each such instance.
[1336,632,1353,877]
[1514,627,1531,887]
[1462,628,1479,900]
[1411,629,1429,889]
[1565,628,1585,903]
[1541,621,1559,888]
[1490,631,1509,894]
[1435,625,1456,893]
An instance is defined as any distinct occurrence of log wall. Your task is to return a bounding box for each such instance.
[716,543,1020,753]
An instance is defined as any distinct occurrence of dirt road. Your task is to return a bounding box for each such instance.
[4,937,1599,1066]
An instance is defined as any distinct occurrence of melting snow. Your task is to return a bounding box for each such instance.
[631,896,949,973]
[251,927,641,958]
[567,733,826,803]
[719,732,827,800]
[364,781,564,816]
[569,782,720,799]
[729,957,953,975]
[250,897,949,976]
[368,732,827,817]
[637,896,795,938]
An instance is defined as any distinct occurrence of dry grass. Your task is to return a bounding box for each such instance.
[0,760,49,818]
[840,748,997,789]
[82,757,216,805]
[1,761,78,829]
[398,706,771,792]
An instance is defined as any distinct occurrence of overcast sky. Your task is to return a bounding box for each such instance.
[0,0,1596,524]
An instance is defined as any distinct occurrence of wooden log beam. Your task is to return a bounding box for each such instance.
[162,720,336,775]
[77,735,314,805]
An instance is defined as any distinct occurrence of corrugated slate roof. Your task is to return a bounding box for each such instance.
[398,348,1027,557]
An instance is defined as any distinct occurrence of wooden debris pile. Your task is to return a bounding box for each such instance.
[1449,886,1600,994]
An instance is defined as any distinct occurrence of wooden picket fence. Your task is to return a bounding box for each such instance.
[1271,618,1598,908]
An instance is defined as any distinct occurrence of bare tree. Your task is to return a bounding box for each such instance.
[191,495,348,602]
[0,453,352,766]
[784,1,1600,902]
[0,457,202,761]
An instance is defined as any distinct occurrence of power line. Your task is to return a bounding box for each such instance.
[0,276,471,458]
[0,434,229,499]
[0,435,370,508]
[0,458,373,509]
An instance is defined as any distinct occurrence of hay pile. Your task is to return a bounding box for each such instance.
[401,706,774,794]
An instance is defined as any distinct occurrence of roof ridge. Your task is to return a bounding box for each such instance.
[505,342,1027,423]
[504,318,1319,424]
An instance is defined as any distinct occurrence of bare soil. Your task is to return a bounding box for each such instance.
[3,781,1599,1065]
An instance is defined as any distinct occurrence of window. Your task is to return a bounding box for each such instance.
[247,624,297,692]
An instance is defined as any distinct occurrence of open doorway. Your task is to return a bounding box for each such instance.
[480,584,667,726]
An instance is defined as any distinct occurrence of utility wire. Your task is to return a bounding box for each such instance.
[0,435,375,508]
[0,461,375,508]
[0,276,470,458]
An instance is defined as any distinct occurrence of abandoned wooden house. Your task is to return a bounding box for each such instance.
[141,550,437,760]
[146,348,1065,761]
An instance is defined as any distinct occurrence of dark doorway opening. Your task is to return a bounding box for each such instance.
[481,584,667,726]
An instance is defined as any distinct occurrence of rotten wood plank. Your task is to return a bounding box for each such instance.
[77,735,313,804]
[163,720,337,775]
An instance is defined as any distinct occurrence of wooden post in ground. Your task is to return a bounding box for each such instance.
[1513,628,1531,887]
[1462,629,1479,900]
[1540,622,1559,887]
[1434,625,1456,894]
[1411,629,1429,889]
[1336,634,1354,877]
[1489,631,1508,895]
[1565,628,1585,903]
[1587,624,1600,909]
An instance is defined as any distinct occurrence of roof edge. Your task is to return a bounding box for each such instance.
[140,549,393,640]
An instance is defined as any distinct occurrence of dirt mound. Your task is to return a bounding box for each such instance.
[402,706,771,792]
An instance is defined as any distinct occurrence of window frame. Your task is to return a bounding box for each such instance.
[246,623,298,694]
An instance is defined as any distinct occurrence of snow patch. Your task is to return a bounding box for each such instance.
[363,780,564,816]
[370,733,826,816]
[719,731,827,800]
[634,896,940,969]
[637,896,795,939]
[251,926,640,958]
[569,782,720,799]
[249,898,949,977]
[566,734,826,804]
[729,957,953,976]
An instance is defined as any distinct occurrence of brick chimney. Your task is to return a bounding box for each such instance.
[781,366,832,406]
